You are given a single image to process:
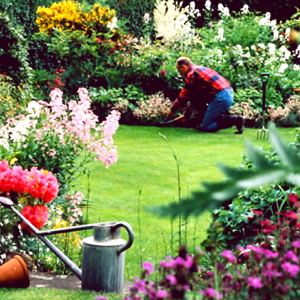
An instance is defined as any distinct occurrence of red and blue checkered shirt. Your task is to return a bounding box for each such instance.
[171,65,231,112]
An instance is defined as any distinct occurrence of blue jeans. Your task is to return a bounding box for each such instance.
[200,88,233,132]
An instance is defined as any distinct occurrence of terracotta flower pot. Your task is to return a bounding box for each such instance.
[0,255,30,288]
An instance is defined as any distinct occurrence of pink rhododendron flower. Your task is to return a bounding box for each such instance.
[21,204,48,231]
[27,167,58,203]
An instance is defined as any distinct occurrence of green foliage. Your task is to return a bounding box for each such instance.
[89,84,147,122]
[0,12,33,87]
[105,0,156,38]
[0,75,30,124]
[149,123,300,218]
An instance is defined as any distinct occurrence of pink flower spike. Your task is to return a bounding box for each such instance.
[221,250,236,263]
[248,277,262,288]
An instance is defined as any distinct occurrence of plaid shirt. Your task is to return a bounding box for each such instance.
[171,65,231,112]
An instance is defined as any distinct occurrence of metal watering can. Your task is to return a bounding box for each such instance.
[0,197,134,293]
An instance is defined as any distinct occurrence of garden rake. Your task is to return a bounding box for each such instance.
[257,73,270,140]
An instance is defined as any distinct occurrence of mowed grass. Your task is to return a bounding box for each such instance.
[78,125,296,279]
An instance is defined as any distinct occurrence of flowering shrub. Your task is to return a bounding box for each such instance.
[36,1,116,35]
[0,88,121,182]
[133,92,172,124]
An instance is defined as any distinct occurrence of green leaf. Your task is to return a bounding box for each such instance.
[269,123,300,170]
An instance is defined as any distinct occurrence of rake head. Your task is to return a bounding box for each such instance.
[257,127,268,140]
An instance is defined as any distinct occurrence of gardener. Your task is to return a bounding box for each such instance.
[166,57,244,134]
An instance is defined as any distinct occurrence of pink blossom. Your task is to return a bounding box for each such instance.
[156,290,170,298]
[281,262,299,278]
[221,250,236,263]
[292,240,300,248]
[284,251,299,263]
[288,193,299,204]
[248,277,262,288]
[166,274,177,284]
[21,204,48,231]
[199,288,222,299]
[142,262,154,275]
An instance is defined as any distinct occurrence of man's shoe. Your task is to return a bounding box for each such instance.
[234,116,244,134]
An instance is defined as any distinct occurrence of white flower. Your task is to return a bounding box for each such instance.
[223,7,230,17]
[278,63,289,73]
[293,64,300,71]
[258,43,266,50]
[266,12,271,21]
[143,13,151,23]
[268,43,276,55]
[214,27,226,42]
[205,0,211,10]
[26,101,42,118]
[273,29,279,41]
[241,4,249,14]
[218,3,224,11]
[0,138,9,150]
[107,17,118,30]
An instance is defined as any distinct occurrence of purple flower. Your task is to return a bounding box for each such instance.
[172,257,186,268]
[133,278,147,292]
[95,296,107,300]
[263,249,279,259]
[221,250,236,263]
[292,240,300,248]
[246,245,264,253]
[156,290,170,298]
[142,262,154,275]
[248,277,263,288]
[167,274,177,284]
[223,273,233,282]
[284,250,299,263]
[199,288,222,299]
[281,262,299,278]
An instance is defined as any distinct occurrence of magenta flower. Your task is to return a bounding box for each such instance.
[221,250,236,263]
[292,240,300,248]
[142,262,154,275]
[281,262,299,278]
[156,290,170,298]
[252,209,263,215]
[167,274,177,284]
[199,288,222,299]
[248,277,262,288]
[284,250,299,263]
[95,296,107,300]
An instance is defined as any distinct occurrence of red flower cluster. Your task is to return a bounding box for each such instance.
[21,205,48,230]
[47,68,66,90]
[0,160,59,231]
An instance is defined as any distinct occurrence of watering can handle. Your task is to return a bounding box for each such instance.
[113,222,134,255]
